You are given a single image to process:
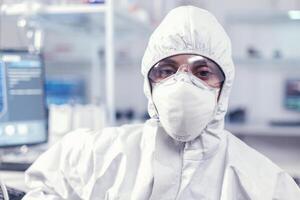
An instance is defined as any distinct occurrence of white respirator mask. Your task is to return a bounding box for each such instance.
[152,72,219,142]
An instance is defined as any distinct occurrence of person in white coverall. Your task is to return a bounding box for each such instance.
[23,6,300,200]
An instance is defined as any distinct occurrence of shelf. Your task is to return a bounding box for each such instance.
[1,3,151,37]
[43,4,107,14]
[1,3,107,15]
[225,123,300,137]
[226,11,300,24]
[233,57,300,66]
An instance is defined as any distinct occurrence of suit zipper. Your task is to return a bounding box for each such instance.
[174,143,184,200]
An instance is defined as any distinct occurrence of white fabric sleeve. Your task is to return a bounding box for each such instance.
[272,172,300,200]
[22,129,98,200]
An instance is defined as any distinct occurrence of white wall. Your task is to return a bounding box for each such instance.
[226,16,300,123]
[115,64,148,116]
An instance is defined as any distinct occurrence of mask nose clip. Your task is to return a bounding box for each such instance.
[173,71,213,91]
[174,72,191,83]
[178,64,189,73]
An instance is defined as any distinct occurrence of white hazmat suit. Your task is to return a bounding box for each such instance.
[23,6,300,200]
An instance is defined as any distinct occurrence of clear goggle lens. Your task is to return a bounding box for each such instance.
[148,55,225,88]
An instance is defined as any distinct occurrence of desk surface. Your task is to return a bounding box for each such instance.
[226,123,300,136]
[0,171,28,192]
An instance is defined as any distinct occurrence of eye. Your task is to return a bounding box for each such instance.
[198,70,210,77]
[156,65,177,79]
[193,67,212,79]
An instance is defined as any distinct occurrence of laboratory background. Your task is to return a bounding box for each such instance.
[0,0,300,192]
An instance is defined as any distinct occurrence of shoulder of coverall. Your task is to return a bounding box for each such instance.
[226,132,282,172]
[59,124,145,155]
[225,132,285,186]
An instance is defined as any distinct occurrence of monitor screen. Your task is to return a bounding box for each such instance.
[285,79,300,112]
[0,50,47,147]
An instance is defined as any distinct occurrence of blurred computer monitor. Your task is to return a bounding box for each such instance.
[285,79,300,112]
[0,50,47,148]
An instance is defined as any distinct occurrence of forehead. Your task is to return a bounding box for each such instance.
[162,54,216,66]
[169,54,193,64]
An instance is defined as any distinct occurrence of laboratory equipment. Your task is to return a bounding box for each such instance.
[0,50,47,148]
[0,184,25,200]
[285,79,300,112]
[0,162,32,171]
[269,79,300,126]
[45,77,86,106]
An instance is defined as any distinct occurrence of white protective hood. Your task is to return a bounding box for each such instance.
[142,6,234,131]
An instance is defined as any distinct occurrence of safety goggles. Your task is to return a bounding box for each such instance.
[148,54,225,88]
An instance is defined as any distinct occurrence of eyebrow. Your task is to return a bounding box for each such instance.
[159,58,178,65]
[193,60,208,65]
